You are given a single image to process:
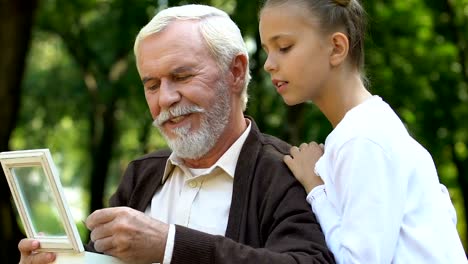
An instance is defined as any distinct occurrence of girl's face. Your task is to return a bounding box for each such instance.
[260,4,333,105]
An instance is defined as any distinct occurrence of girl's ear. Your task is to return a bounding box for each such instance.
[229,53,248,93]
[329,32,349,67]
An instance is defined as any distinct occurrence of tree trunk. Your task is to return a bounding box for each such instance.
[0,0,38,262]
[89,100,117,214]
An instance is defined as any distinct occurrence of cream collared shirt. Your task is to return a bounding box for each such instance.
[145,121,251,264]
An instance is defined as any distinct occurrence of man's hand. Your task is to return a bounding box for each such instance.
[284,142,325,193]
[86,206,169,264]
[18,239,56,264]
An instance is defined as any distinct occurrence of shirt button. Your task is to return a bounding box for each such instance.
[188,181,198,188]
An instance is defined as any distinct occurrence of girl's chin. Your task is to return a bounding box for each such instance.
[282,96,301,106]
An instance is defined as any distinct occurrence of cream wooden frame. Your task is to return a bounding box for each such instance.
[0,149,84,253]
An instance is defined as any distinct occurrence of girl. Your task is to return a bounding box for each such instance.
[259,0,467,263]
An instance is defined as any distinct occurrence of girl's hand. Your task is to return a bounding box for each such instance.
[284,142,325,193]
[18,239,56,264]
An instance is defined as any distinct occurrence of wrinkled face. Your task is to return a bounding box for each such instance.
[259,4,332,105]
[136,20,231,159]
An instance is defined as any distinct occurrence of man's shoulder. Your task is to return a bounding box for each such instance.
[246,116,291,156]
[120,149,170,185]
[248,131,294,180]
[245,121,293,177]
[245,131,311,218]
[258,133,291,155]
[129,149,171,166]
[129,149,171,170]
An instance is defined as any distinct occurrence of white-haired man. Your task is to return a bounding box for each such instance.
[18,4,335,264]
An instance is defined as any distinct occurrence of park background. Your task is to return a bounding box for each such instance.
[0,0,467,262]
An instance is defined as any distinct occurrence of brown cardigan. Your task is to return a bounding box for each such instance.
[95,118,335,264]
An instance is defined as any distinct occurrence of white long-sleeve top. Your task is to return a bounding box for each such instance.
[308,96,467,264]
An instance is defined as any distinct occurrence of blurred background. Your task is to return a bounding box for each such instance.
[1,0,467,262]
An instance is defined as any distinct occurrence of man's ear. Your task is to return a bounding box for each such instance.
[329,32,349,67]
[229,53,248,93]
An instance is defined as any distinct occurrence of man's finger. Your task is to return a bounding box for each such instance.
[86,207,120,230]
[93,236,115,253]
[90,221,115,242]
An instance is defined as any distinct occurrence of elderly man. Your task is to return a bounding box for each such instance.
[18,4,334,264]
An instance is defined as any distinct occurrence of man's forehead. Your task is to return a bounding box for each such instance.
[139,21,205,54]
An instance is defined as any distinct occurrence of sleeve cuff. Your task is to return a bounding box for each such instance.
[162,224,176,264]
[306,185,326,213]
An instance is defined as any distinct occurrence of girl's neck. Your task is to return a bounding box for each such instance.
[315,70,371,128]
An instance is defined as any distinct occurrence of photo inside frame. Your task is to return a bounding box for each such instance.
[14,165,69,237]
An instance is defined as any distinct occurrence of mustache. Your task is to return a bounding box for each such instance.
[153,104,205,127]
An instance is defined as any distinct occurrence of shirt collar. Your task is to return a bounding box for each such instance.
[161,119,252,182]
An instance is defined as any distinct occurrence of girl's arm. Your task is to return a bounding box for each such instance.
[310,138,404,263]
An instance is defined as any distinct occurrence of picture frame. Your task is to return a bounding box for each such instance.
[1,148,125,263]
[0,149,84,253]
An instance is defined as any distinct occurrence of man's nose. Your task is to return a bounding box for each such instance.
[158,80,181,109]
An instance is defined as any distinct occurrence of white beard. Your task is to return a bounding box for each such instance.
[152,80,231,159]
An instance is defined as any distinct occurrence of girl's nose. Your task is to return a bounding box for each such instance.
[264,55,277,73]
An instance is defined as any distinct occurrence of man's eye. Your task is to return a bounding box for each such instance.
[146,84,160,91]
[174,75,192,81]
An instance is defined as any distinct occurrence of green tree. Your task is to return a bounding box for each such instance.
[3,2,467,264]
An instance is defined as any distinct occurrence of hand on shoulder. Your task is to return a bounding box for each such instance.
[284,142,325,193]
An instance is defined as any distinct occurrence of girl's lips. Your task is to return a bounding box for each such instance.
[276,82,288,94]
[273,80,289,94]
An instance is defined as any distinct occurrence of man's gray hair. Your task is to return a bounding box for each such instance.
[134,4,251,111]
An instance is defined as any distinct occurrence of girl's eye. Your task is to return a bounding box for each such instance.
[279,46,292,53]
